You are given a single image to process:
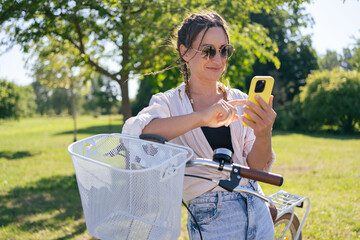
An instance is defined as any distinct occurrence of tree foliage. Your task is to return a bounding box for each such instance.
[0,0,188,120]
[32,40,95,141]
[0,79,36,120]
[0,0,309,120]
[131,1,311,112]
[32,81,51,115]
[0,80,20,120]
[17,85,37,118]
[247,4,318,107]
[349,39,360,71]
[299,70,360,133]
[31,81,76,116]
[84,74,121,115]
[319,39,360,72]
[319,50,341,70]
[50,87,72,115]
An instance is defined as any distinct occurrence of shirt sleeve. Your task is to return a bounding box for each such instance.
[122,93,171,136]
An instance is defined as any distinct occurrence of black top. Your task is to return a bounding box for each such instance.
[201,126,234,153]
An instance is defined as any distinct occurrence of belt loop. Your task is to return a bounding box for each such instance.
[217,192,222,209]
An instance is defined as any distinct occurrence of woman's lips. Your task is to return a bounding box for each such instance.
[207,66,222,71]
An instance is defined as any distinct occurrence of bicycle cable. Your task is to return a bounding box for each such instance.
[182,174,216,240]
[184,174,212,181]
[182,200,203,240]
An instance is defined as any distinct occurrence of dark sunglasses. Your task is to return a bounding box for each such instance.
[192,44,234,59]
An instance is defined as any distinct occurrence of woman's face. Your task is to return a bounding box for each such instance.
[183,27,228,83]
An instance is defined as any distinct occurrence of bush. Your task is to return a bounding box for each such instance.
[298,70,360,133]
[0,80,20,120]
[17,85,37,118]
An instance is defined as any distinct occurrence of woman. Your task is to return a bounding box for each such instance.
[123,11,277,240]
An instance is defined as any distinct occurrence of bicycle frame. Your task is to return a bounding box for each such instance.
[138,134,310,240]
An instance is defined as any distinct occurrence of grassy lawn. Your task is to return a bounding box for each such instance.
[0,116,359,239]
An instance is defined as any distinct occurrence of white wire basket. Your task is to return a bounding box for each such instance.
[67,134,193,240]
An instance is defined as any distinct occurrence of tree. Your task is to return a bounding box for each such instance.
[319,38,360,72]
[131,1,313,112]
[50,87,72,115]
[247,4,318,107]
[0,0,309,120]
[32,81,51,115]
[32,40,92,141]
[340,47,353,71]
[17,85,37,118]
[0,0,188,120]
[319,50,341,70]
[83,73,121,114]
[0,80,37,121]
[0,79,20,121]
[299,70,360,133]
[343,38,360,71]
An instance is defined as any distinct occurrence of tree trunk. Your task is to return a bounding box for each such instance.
[70,83,77,142]
[119,76,131,121]
[119,15,132,122]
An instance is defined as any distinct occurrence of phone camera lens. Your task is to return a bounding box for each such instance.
[255,80,266,93]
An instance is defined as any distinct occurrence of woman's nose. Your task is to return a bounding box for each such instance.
[211,50,222,63]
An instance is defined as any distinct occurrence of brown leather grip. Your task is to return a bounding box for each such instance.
[238,165,283,186]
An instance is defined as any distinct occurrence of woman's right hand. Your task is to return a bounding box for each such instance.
[142,99,246,141]
[199,99,246,128]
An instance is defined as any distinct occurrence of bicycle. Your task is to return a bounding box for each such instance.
[185,148,310,240]
[68,133,310,240]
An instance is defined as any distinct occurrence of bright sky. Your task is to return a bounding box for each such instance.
[303,0,360,55]
[1,0,360,98]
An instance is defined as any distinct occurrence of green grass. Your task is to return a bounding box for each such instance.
[267,131,360,239]
[0,116,359,239]
[0,115,122,240]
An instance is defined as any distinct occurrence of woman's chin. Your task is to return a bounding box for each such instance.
[205,72,223,81]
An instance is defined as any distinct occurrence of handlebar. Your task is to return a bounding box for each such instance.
[186,158,283,187]
[139,134,283,186]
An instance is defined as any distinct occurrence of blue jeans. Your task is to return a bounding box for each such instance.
[186,182,274,240]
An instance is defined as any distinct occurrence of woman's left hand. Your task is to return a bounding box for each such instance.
[241,95,277,138]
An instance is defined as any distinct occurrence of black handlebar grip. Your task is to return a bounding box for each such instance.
[239,166,283,186]
[139,134,168,144]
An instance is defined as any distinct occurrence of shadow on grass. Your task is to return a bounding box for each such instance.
[0,151,35,160]
[56,124,123,136]
[0,174,95,239]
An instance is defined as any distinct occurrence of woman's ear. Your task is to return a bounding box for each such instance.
[180,44,190,62]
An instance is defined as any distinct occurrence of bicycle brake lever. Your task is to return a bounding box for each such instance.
[218,165,241,192]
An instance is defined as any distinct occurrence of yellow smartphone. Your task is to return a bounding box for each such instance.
[243,76,274,127]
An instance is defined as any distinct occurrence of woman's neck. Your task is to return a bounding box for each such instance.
[187,77,224,111]
[189,77,220,97]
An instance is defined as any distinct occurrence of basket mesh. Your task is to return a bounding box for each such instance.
[68,134,192,240]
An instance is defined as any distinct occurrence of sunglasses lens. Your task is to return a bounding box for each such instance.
[199,45,234,59]
[221,45,234,58]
